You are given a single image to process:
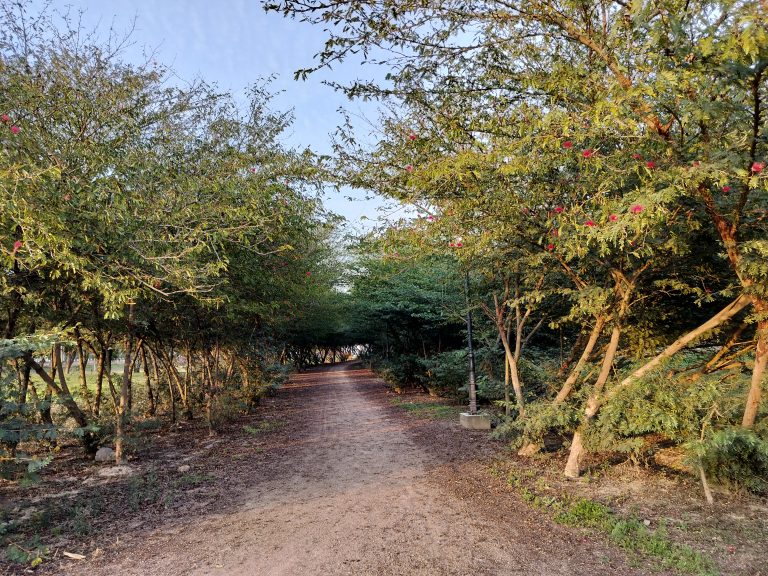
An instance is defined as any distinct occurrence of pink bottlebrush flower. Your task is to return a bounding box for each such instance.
[562,140,573,149]
[582,149,595,158]
[609,214,618,222]
[305,271,311,276]
[426,215,435,222]
[546,243,555,251]
[12,241,22,251]
[722,186,731,193]
[631,153,642,160]
[585,220,596,227]
[405,164,414,172]
[1,114,9,123]
[752,161,765,173]
[630,204,644,214]
[645,161,656,169]
[10,126,19,134]
[554,206,564,214]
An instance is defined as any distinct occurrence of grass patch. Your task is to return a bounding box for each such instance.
[172,473,213,488]
[5,537,47,567]
[243,420,283,436]
[390,399,460,420]
[503,468,718,576]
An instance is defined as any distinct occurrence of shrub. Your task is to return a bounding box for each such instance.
[690,427,768,495]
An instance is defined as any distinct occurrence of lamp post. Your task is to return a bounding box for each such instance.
[464,270,478,415]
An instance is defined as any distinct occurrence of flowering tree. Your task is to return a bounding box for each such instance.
[271,0,768,476]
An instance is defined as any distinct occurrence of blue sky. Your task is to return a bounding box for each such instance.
[33,0,393,230]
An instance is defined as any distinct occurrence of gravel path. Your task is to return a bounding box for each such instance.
[78,363,659,576]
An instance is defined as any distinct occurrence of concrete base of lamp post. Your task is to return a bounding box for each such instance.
[459,412,491,430]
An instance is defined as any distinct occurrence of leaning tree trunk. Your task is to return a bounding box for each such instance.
[554,315,606,404]
[564,320,623,478]
[742,315,767,428]
[28,354,97,454]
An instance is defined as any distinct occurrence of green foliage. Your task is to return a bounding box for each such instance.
[555,498,614,530]
[416,349,469,398]
[690,427,768,495]
[390,398,460,420]
[243,420,284,436]
[271,0,768,473]
[4,537,47,567]
[494,396,581,447]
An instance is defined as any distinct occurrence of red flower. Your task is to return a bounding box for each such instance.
[562,140,573,149]
[582,149,595,158]
[10,126,19,134]
[546,243,555,251]
[305,271,311,276]
[692,160,701,167]
[554,206,564,214]
[448,242,455,247]
[630,204,643,214]
[722,186,731,193]
[409,133,417,141]
[631,153,642,160]
[456,242,463,248]
[1,115,9,123]
[12,241,22,251]
[585,220,596,227]
[752,161,765,173]
[405,164,413,172]
[609,214,618,222]
[645,161,656,169]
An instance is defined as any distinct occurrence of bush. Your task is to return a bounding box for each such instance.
[691,427,768,495]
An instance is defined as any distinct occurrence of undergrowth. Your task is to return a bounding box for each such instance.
[495,465,718,576]
[389,398,461,420]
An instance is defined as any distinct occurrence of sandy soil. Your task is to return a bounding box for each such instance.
[47,363,665,576]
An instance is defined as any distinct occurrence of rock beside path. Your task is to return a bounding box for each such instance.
[94,447,115,463]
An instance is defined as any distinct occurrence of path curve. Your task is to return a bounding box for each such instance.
[81,363,656,576]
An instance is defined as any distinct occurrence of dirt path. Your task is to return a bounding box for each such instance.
[76,363,660,576]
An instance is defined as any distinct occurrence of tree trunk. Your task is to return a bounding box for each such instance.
[76,340,92,413]
[18,358,31,407]
[554,316,606,403]
[564,320,623,478]
[742,318,767,428]
[28,355,97,453]
[618,295,751,391]
[504,353,511,417]
[94,346,106,417]
[65,348,77,374]
[492,294,525,417]
[141,344,156,416]
[115,304,134,464]
[558,329,589,377]
[28,384,53,426]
